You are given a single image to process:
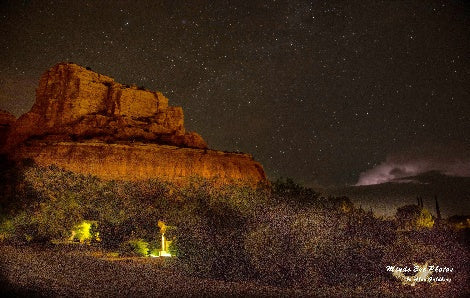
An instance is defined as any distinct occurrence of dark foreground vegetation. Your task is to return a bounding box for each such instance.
[0,157,469,297]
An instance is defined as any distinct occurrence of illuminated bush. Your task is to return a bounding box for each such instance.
[5,165,171,244]
[148,239,162,257]
[396,205,434,230]
[120,239,150,257]
[416,208,434,229]
[0,218,14,240]
[70,220,99,243]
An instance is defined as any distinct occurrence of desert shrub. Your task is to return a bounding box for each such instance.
[167,181,253,280]
[95,180,170,248]
[9,211,43,243]
[0,217,14,241]
[4,165,172,245]
[169,215,215,276]
[244,205,304,286]
[206,181,270,216]
[244,204,390,288]
[33,194,83,241]
[272,177,321,207]
[313,236,385,287]
[396,204,434,230]
[349,211,397,246]
[6,191,83,243]
[70,220,99,243]
[245,205,331,286]
[416,208,434,228]
[120,238,150,257]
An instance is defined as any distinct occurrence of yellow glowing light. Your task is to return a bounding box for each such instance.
[158,220,167,233]
[156,220,174,257]
[69,220,99,243]
[159,251,172,257]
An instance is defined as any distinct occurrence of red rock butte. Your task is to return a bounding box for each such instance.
[3,62,266,185]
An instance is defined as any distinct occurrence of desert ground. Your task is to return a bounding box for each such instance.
[0,243,302,297]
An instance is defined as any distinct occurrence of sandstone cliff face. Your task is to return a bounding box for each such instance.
[33,63,169,124]
[8,63,204,149]
[5,63,267,185]
[13,141,266,184]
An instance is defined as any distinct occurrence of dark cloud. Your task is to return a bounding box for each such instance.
[389,167,412,177]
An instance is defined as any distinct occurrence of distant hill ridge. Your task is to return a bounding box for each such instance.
[331,171,470,217]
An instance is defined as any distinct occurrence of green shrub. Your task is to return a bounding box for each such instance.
[167,182,253,280]
[396,204,434,230]
[120,238,150,257]
[0,218,14,240]
[70,220,99,243]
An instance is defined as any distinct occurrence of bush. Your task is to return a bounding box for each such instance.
[272,177,320,207]
[70,220,99,243]
[0,218,14,241]
[396,205,434,230]
[120,238,150,257]
[244,207,303,286]
[244,204,391,288]
[168,183,253,280]
[416,208,434,228]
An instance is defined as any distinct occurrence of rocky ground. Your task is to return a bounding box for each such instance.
[0,244,300,297]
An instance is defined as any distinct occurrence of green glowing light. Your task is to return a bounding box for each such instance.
[69,220,99,243]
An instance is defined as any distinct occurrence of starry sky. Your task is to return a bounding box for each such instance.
[1,0,469,187]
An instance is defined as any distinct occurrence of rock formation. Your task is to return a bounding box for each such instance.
[7,63,206,149]
[4,63,266,185]
[12,142,266,183]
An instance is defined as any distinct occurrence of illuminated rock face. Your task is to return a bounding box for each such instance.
[8,63,204,149]
[12,141,267,184]
[5,63,267,185]
[34,63,170,124]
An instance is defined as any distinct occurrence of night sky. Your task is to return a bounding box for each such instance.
[1,0,469,187]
